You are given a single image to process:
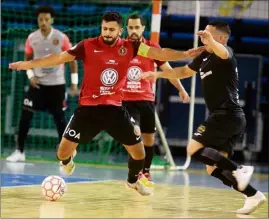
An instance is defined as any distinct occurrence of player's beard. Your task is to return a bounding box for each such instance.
[102,36,118,45]
[129,33,142,41]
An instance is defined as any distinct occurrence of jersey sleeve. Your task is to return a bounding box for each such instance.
[62,34,72,51]
[24,36,33,55]
[188,54,203,72]
[150,42,166,67]
[67,40,85,60]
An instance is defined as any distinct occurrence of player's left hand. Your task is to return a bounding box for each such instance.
[179,89,190,103]
[9,61,31,70]
[142,71,158,82]
[69,84,79,97]
[197,30,214,45]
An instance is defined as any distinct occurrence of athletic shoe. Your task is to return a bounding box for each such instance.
[126,173,154,196]
[233,165,254,191]
[59,150,77,176]
[236,191,267,214]
[6,150,25,162]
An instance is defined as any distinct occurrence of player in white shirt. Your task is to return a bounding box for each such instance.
[7,6,79,162]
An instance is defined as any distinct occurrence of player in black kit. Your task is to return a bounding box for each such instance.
[142,20,267,214]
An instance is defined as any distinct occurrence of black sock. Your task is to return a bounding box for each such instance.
[143,146,154,173]
[61,157,71,165]
[127,155,144,183]
[17,109,34,153]
[211,168,257,197]
[192,147,238,171]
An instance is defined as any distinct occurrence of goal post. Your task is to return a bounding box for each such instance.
[151,0,201,170]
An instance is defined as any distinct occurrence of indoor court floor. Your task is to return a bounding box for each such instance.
[1,159,268,218]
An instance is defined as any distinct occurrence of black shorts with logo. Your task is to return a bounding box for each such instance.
[63,105,142,145]
[23,84,67,112]
[123,100,156,134]
[193,110,246,157]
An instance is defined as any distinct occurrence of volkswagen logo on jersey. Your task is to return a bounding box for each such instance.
[127,66,142,82]
[100,68,118,86]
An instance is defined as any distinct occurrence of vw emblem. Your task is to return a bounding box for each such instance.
[100,68,118,86]
[127,66,142,82]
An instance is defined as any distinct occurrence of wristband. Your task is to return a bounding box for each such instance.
[26,69,34,79]
[71,73,78,85]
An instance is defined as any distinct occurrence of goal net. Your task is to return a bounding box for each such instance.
[1,0,171,167]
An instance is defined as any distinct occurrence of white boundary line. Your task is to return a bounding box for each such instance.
[2,176,115,189]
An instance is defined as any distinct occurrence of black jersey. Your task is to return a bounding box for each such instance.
[188,46,242,113]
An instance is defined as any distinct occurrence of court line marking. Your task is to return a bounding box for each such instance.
[1,179,116,189]
[2,179,268,197]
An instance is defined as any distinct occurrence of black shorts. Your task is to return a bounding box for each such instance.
[63,105,142,145]
[23,84,67,112]
[193,112,246,157]
[123,100,156,134]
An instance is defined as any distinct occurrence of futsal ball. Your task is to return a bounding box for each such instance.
[41,175,66,201]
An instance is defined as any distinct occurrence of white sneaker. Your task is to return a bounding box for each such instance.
[6,150,25,162]
[236,191,267,214]
[59,150,77,176]
[126,173,154,196]
[233,165,254,191]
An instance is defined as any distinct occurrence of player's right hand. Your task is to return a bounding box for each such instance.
[142,71,157,82]
[9,61,31,70]
[30,76,40,89]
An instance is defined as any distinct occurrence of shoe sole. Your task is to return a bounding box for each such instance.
[236,198,266,215]
[125,182,153,196]
[6,159,25,163]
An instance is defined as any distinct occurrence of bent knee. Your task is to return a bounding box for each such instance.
[127,142,145,160]
[187,139,204,156]
[142,133,155,146]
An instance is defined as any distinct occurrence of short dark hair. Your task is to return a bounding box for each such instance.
[127,14,146,26]
[102,12,122,26]
[208,20,231,35]
[36,5,56,17]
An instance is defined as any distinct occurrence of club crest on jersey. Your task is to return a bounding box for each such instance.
[127,66,142,82]
[53,39,59,45]
[100,68,118,86]
[118,46,127,56]
[197,125,206,133]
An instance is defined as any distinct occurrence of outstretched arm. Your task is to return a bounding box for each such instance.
[137,43,205,61]
[142,65,196,81]
[9,51,75,70]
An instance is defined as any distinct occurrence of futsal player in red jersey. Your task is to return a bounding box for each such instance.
[123,14,190,181]
[9,12,204,196]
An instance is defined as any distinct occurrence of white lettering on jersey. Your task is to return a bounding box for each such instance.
[105,60,118,65]
[23,98,33,107]
[100,68,118,86]
[200,70,212,79]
